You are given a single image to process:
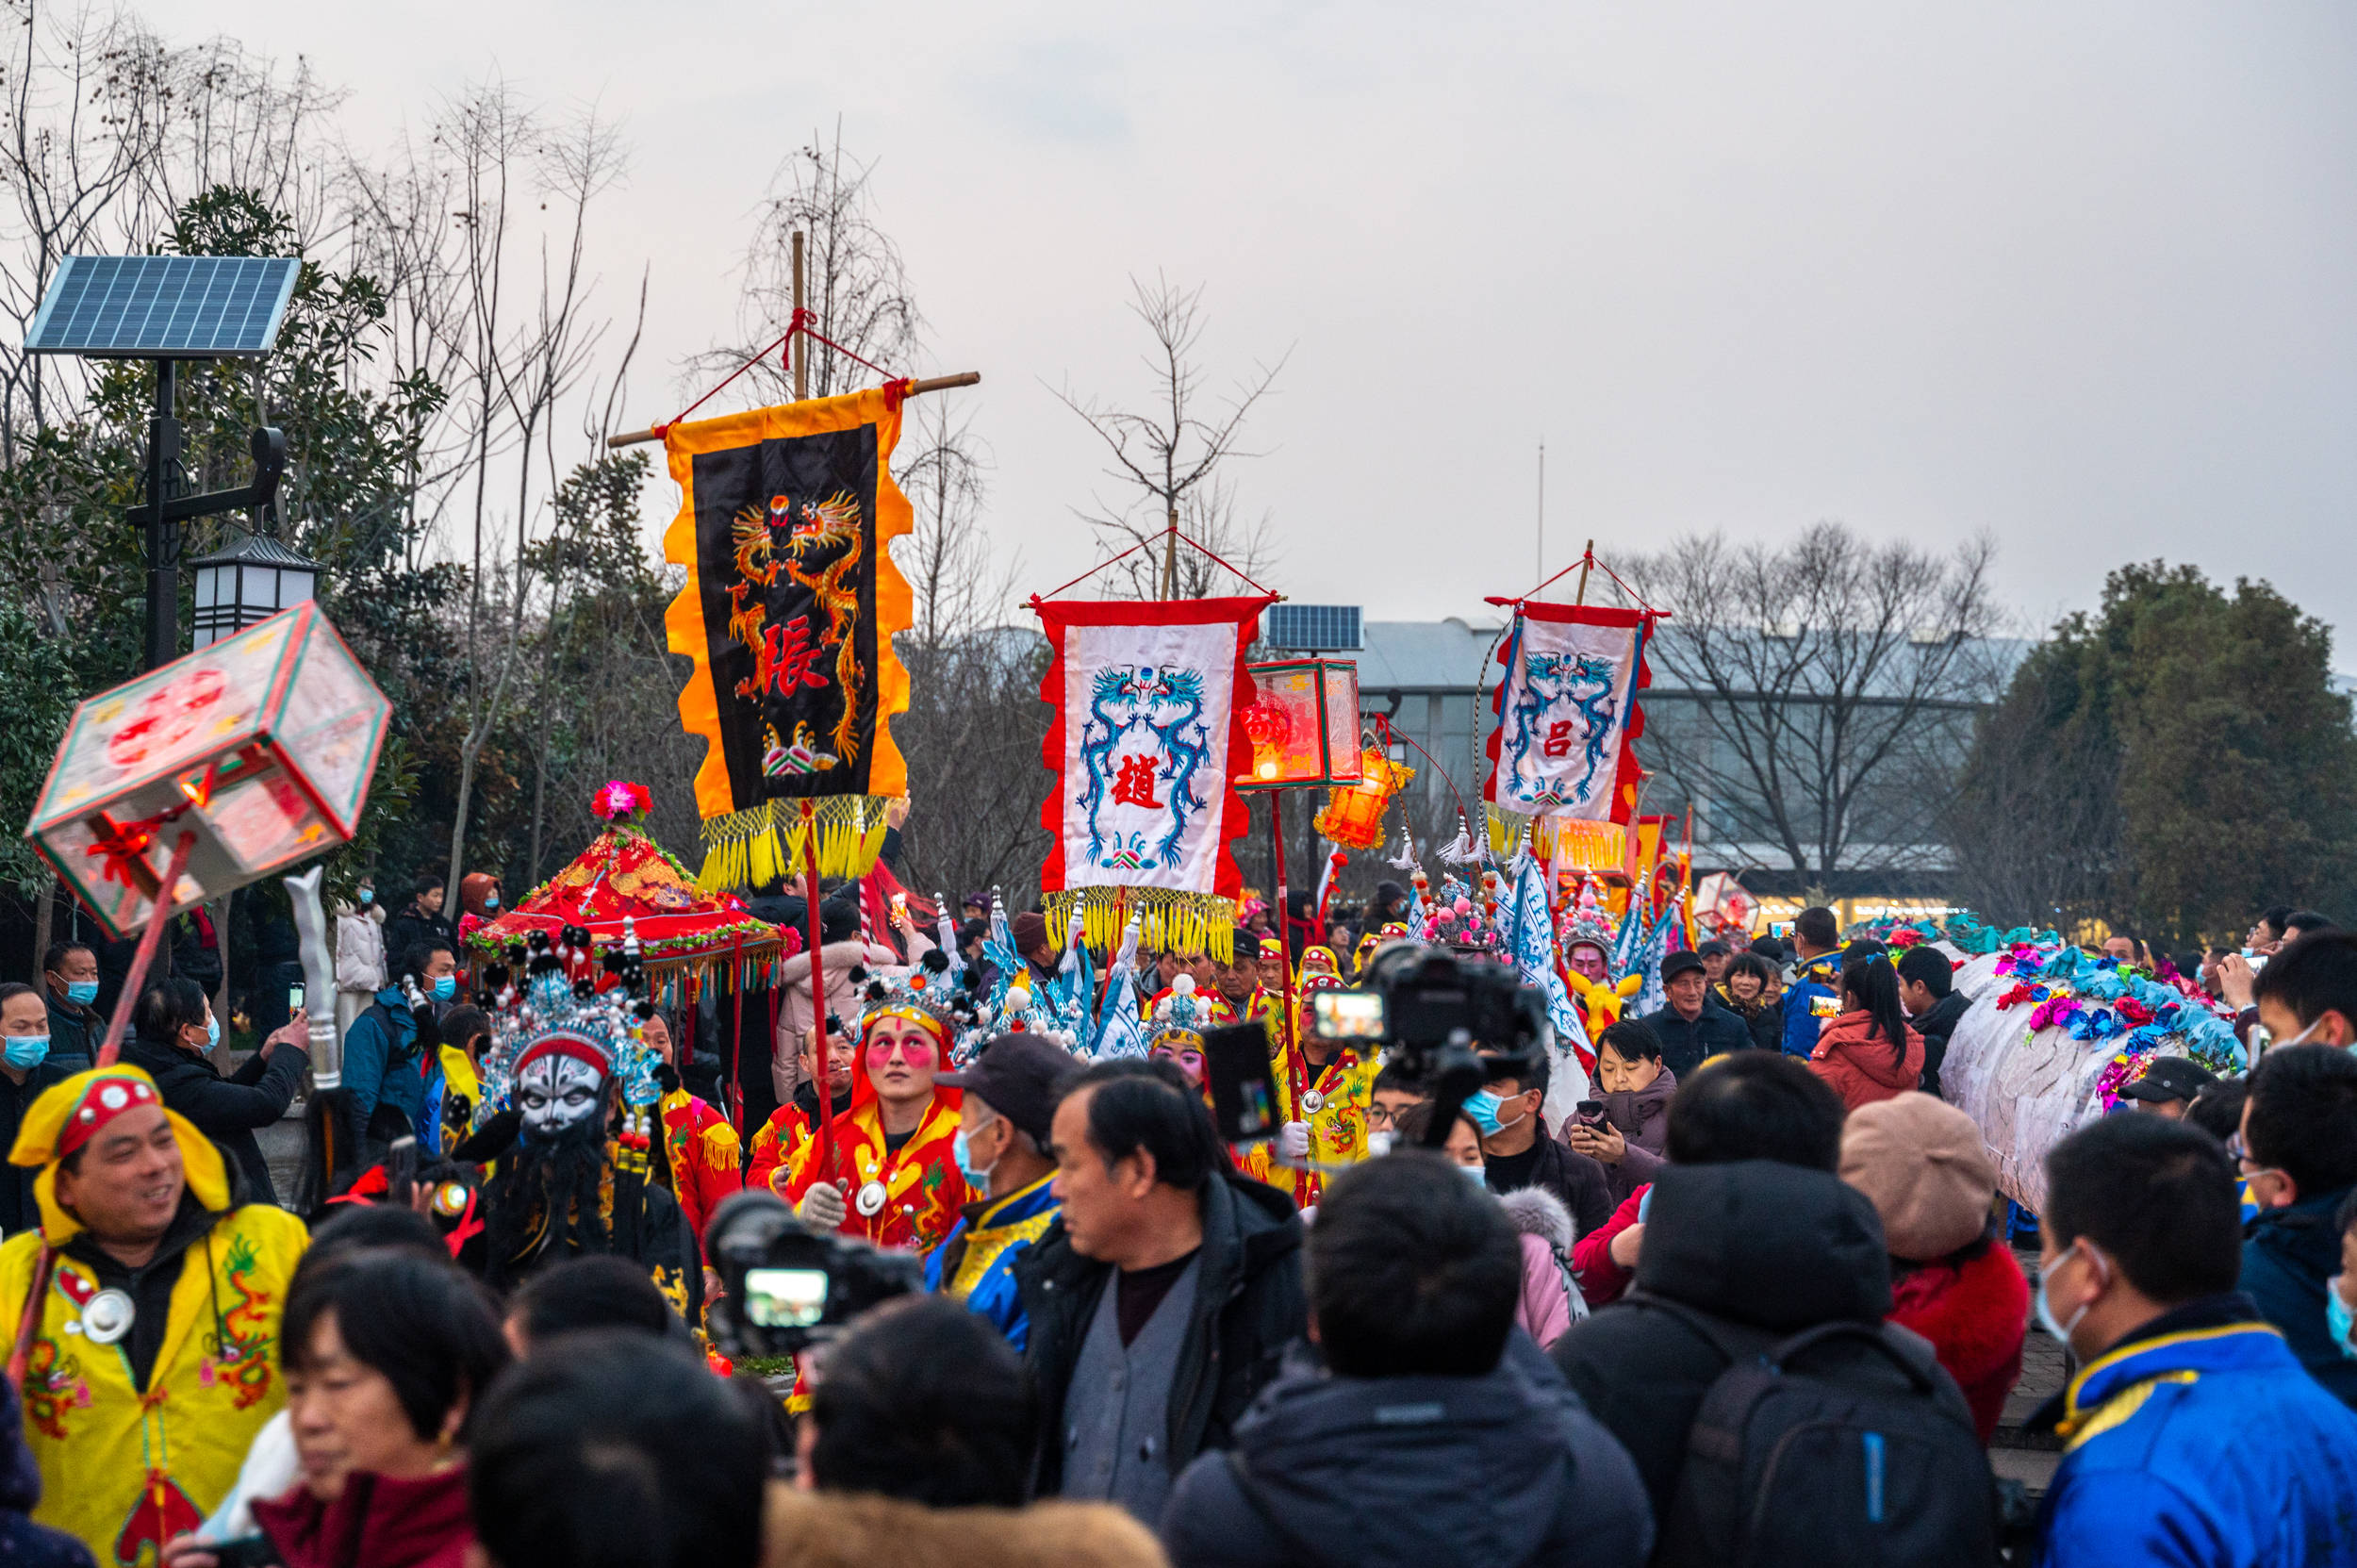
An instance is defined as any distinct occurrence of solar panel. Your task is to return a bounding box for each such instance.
[1265,603,1363,651]
[25,255,300,358]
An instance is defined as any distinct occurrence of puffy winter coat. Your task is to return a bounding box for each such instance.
[1501,1185,1580,1349]
[1887,1239,2027,1442]
[1162,1333,1653,1568]
[771,939,904,1106]
[765,1484,1163,1568]
[335,902,387,995]
[1549,1161,1896,1521]
[2242,1184,2357,1408]
[1807,1011,1924,1112]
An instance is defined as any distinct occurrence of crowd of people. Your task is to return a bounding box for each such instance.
[3,880,2357,1568]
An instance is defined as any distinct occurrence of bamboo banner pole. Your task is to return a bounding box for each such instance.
[604,371,981,450]
[95,830,199,1068]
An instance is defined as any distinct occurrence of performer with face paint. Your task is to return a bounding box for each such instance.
[783,950,976,1253]
[470,941,702,1321]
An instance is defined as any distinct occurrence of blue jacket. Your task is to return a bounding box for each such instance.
[2240,1184,2357,1408]
[1779,952,1839,1057]
[341,987,425,1133]
[925,1174,1062,1351]
[2037,1310,2357,1566]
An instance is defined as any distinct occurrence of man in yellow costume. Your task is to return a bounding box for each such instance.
[1249,975,1378,1209]
[0,1065,306,1566]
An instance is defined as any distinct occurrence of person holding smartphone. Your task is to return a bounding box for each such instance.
[1562,1021,1674,1207]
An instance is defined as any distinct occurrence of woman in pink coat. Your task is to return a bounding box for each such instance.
[1808,953,1925,1113]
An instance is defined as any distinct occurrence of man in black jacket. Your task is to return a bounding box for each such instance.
[1162,1150,1651,1568]
[121,980,309,1203]
[1548,1051,1893,1521]
[0,985,71,1233]
[1017,1057,1305,1525]
[1475,1057,1612,1238]
[1897,945,1970,1098]
[1639,949,1752,1079]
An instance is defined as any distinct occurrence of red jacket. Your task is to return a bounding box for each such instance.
[1572,1184,1649,1307]
[1887,1241,2029,1444]
[1807,1011,1925,1112]
[253,1466,473,1568]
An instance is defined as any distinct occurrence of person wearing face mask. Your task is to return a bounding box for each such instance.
[2027,1114,2357,1567]
[455,872,503,947]
[38,944,104,1074]
[341,942,453,1163]
[0,984,72,1233]
[1464,1057,1611,1239]
[926,1033,1080,1349]
[2233,1043,2357,1407]
[333,881,387,1041]
[1395,1100,1580,1351]
[124,978,310,1204]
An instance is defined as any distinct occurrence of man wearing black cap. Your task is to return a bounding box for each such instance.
[1639,949,1752,1079]
[925,1033,1081,1349]
[2118,1057,2217,1121]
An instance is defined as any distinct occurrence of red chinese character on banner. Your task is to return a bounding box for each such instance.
[740,614,832,699]
[1542,719,1576,759]
[1111,754,1164,809]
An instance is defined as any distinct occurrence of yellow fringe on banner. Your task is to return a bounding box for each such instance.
[1485,807,1630,873]
[694,795,896,891]
[1044,887,1238,964]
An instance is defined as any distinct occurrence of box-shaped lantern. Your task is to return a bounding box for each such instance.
[25,602,390,940]
[1235,659,1362,789]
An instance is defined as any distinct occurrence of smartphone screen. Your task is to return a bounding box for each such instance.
[287,983,305,1015]
[1205,1022,1282,1145]
[387,1136,418,1210]
[743,1267,830,1329]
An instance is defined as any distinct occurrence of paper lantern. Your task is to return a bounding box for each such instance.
[25,602,390,940]
[1235,659,1362,789]
[1313,747,1414,850]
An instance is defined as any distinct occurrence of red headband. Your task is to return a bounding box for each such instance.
[58,1074,161,1159]
[513,1032,613,1078]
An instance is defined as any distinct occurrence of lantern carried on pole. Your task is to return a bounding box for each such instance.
[1234,658,1361,789]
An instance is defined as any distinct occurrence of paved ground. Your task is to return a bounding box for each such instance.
[1991,1246,2065,1495]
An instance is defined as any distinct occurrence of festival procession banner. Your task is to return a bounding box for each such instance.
[1482,599,1655,884]
[1032,595,1276,962]
[662,386,915,888]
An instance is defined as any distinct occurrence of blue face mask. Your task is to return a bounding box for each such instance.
[433,975,457,1002]
[953,1123,997,1194]
[64,981,98,1007]
[358,888,374,905]
[4,1036,49,1071]
[206,1014,221,1049]
[2329,1277,2356,1361]
[2035,1240,2097,1350]
[1458,1161,1489,1187]
[1461,1089,1505,1135]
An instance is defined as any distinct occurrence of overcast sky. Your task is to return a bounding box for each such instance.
[158,1,2357,647]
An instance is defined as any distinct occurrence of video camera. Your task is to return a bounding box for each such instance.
[1313,942,1551,1150]
[702,1190,920,1361]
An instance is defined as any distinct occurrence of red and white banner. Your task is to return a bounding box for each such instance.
[1484,603,1652,824]
[1034,597,1268,900]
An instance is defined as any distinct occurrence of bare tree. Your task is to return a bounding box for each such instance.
[1943,648,2120,929]
[1625,523,2006,887]
[696,122,921,406]
[1054,274,1286,599]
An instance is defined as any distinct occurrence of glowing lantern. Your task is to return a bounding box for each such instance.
[1313,748,1415,849]
[1235,659,1361,789]
[24,602,390,939]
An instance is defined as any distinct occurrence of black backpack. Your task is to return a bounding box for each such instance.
[1640,1295,1999,1568]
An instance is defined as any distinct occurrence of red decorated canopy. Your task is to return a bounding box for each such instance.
[466,784,782,987]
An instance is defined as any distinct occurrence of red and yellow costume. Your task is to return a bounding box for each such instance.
[1240,977,1376,1206]
[747,1098,821,1197]
[0,1067,306,1567]
[658,1087,743,1253]
[782,1005,968,1253]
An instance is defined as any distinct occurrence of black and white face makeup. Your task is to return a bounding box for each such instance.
[516,1052,604,1138]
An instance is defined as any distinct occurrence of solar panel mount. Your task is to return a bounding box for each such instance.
[25,255,300,359]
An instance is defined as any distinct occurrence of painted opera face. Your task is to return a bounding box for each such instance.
[1568,944,1609,984]
[517,1052,606,1138]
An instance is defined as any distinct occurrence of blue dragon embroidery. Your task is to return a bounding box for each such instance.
[1507,652,1620,807]
[1075,664,1211,869]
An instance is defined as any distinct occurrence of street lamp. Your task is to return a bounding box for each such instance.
[189,531,322,648]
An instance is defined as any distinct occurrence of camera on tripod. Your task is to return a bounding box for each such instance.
[1314,942,1550,1149]
[702,1190,921,1360]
